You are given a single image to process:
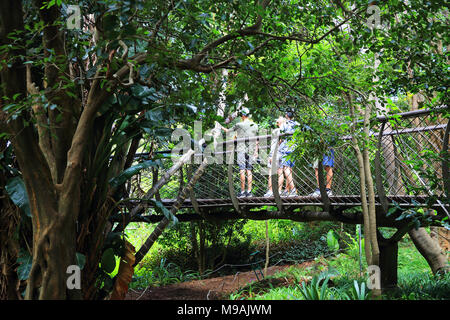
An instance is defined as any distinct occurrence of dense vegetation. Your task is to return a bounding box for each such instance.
[0,0,448,300]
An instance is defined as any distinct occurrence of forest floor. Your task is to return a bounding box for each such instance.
[125,260,316,300]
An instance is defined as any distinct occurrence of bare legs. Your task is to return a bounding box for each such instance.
[240,169,253,193]
[274,166,296,195]
[314,166,333,189]
[283,166,295,192]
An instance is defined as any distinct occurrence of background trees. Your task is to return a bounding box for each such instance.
[1,0,448,299]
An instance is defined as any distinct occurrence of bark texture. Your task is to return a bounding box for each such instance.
[409,228,449,275]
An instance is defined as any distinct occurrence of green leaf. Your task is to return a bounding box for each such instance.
[109,159,161,188]
[145,108,164,122]
[5,177,31,217]
[16,249,32,280]
[76,252,86,270]
[101,248,116,274]
[326,230,339,252]
[103,276,114,291]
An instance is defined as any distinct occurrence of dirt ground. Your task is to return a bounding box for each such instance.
[125,260,315,300]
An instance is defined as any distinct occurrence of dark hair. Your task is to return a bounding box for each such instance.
[285,111,294,119]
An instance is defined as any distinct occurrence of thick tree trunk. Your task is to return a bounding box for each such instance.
[378,238,398,290]
[431,227,450,260]
[362,102,380,267]
[349,95,373,265]
[25,216,81,300]
[409,228,449,275]
[0,137,21,299]
[0,203,21,300]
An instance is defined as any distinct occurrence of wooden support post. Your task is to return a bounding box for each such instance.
[317,160,331,212]
[227,144,242,216]
[377,231,399,291]
[271,139,283,213]
[187,164,207,220]
[374,120,389,214]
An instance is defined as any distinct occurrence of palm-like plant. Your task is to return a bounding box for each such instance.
[341,280,369,300]
[298,274,334,300]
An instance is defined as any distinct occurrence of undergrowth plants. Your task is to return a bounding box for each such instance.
[130,258,202,289]
[127,218,448,300]
[229,232,448,300]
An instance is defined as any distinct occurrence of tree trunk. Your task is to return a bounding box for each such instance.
[25,215,81,300]
[408,228,449,275]
[378,238,398,290]
[0,202,21,300]
[198,221,206,275]
[349,94,373,265]
[362,101,380,267]
[431,227,449,261]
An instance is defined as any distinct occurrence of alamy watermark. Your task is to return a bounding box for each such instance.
[66,265,81,290]
[66,5,81,30]
[170,122,278,174]
[366,5,383,30]
[367,265,381,290]
[66,4,385,31]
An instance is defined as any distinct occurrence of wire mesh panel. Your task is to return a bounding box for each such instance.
[375,109,448,206]
[128,108,448,212]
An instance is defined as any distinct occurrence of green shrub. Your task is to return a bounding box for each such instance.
[388,272,450,300]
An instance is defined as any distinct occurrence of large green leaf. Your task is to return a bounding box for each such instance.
[16,249,32,280]
[101,248,116,274]
[109,159,161,189]
[326,230,339,252]
[5,177,31,217]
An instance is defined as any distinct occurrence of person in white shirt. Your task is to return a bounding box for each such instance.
[221,108,259,197]
[264,116,286,197]
[279,111,299,197]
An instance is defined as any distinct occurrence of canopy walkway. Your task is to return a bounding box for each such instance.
[123,108,449,221]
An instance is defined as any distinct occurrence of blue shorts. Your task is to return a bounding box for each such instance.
[313,149,335,168]
[281,151,295,168]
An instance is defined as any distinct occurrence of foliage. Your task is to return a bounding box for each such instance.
[387,272,450,300]
[231,234,448,300]
[1,0,448,299]
[131,258,201,289]
[340,280,369,300]
[297,273,334,300]
[109,159,162,189]
[16,249,32,281]
[5,177,31,218]
[326,230,340,252]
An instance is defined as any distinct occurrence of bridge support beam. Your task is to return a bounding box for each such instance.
[378,237,399,291]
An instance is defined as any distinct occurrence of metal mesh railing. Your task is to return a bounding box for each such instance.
[129,108,448,211]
